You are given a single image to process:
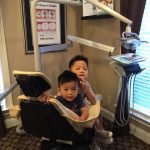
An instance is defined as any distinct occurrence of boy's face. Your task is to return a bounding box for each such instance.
[101,1,108,6]
[58,81,78,101]
[70,60,88,80]
[105,0,112,3]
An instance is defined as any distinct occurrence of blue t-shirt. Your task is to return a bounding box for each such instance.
[56,94,85,116]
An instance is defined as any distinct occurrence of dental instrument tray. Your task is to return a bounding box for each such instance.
[110,53,146,65]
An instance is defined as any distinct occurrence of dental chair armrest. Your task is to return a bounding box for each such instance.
[50,98,100,134]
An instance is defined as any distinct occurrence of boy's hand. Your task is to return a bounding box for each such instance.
[79,106,89,121]
[80,77,96,105]
[71,115,80,121]
[37,89,54,102]
[80,77,90,93]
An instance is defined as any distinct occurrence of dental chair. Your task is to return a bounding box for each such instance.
[13,70,101,149]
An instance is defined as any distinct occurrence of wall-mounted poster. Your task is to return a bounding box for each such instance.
[36,2,60,45]
[82,0,114,20]
[22,0,66,53]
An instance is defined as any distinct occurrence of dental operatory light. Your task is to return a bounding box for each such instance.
[120,32,149,50]
[85,0,148,50]
[30,0,146,71]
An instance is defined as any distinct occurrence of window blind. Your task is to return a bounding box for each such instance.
[130,0,150,118]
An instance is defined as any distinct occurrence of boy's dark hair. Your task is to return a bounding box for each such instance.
[58,70,80,87]
[69,55,88,69]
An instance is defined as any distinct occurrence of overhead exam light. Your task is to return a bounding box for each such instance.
[120,32,149,50]
[85,0,146,50]
[30,0,114,71]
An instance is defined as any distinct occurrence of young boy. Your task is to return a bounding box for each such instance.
[57,70,100,150]
[69,55,113,144]
[56,70,89,121]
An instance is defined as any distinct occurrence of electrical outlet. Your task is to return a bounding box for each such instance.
[106,95,111,105]
[101,95,112,106]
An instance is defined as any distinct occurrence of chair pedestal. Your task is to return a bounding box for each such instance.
[0,105,6,137]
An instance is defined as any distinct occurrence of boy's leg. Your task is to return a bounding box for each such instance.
[89,138,100,150]
[95,136,114,145]
[94,114,113,144]
[97,114,113,138]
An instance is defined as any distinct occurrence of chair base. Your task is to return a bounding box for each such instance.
[56,143,91,150]
[40,140,58,150]
[41,140,91,150]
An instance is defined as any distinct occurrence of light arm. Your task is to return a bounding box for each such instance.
[85,0,132,26]
[67,35,114,53]
[31,0,82,5]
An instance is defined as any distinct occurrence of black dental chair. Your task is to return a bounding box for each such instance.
[13,71,95,150]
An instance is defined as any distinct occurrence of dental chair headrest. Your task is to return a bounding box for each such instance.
[13,70,52,97]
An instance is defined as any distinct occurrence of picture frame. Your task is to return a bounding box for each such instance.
[82,0,114,20]
[22,0,66,54]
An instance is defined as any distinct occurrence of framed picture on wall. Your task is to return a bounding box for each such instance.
[82,0,114,20]
[22,0,66,54]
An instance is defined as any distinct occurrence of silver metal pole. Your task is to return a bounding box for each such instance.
[30,0,82,71]
[30,0,42,71]
[0,81,18,102]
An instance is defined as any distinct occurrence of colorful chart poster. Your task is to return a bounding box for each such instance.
[36,2,61,45]
[83,0,113,17]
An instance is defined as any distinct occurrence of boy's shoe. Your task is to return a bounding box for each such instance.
[16,125,26,134]
[96,129,113,138]
[95,137,113,145]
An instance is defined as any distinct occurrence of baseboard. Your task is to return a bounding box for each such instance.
[101,107,150,145]
[101,107,114,122]
[130,124,150,145]
[5,118,21,129]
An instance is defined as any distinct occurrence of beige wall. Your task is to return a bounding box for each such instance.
[2,0,120,112]
[2,1,150,142]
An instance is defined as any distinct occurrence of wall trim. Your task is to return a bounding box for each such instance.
[5,108,150,145]
[101,107,150,145]
[5,118,21,129]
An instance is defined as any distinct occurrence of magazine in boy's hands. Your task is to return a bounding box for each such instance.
[110,53,146,65]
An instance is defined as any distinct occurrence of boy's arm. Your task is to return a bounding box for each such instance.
[80,79,96,105]
[79,106,89,121]
[37,89,54,102]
